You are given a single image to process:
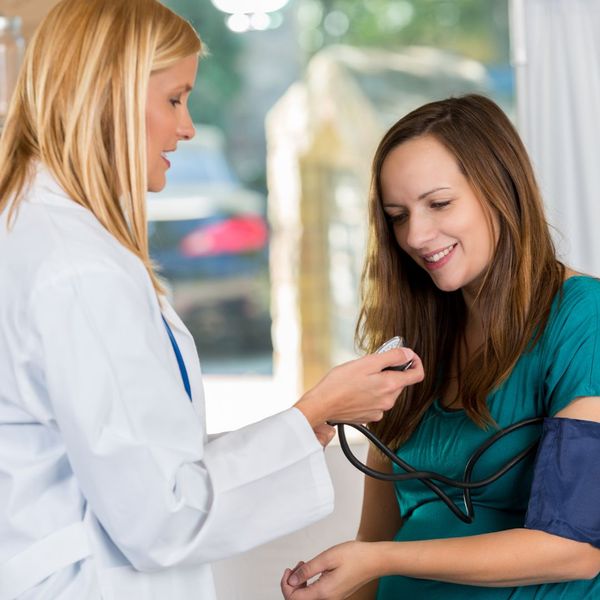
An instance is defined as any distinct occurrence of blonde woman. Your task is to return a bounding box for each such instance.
[0,1,424,599]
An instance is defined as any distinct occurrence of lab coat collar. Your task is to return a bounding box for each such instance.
[160,297,189,337]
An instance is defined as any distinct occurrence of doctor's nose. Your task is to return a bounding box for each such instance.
[178,111,195,141]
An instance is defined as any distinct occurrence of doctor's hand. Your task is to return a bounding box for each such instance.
[281,541,380,600]
[294,348,423,428]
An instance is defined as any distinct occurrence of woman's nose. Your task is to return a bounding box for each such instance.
[404,214,436,250]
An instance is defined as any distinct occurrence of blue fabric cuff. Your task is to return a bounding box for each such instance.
[524,417,600,548]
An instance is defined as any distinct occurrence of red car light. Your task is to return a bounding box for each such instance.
[179,215,268,257]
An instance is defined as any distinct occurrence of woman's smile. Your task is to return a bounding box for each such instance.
[421,243,458,270]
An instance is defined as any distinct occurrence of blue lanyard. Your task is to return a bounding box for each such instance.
[161,315,192,402]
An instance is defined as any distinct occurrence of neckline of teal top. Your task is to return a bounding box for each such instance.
[433,398,465,417]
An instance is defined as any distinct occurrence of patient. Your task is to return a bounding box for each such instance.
[281,94,600,600]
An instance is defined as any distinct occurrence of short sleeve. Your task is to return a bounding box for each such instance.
[542,278,600,416]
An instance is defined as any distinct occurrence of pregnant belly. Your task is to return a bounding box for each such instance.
[397,500,525,542]
[376,501,525,600]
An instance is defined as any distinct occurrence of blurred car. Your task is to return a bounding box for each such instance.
[147,125,272,372]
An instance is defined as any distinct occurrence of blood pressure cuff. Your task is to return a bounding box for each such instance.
[524,417,600,548]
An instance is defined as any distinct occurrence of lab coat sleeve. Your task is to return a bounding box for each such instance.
[30,262,334,571]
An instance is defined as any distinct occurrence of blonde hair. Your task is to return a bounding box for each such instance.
[0,0,202,293]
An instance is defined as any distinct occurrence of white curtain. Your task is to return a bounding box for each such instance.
[510,0,600,276]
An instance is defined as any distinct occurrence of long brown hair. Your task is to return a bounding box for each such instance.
[0,0,202,294]
[357,94,564,449]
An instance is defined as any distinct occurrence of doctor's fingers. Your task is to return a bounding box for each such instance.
[339,350,423,393]
[357,354,424,410]
[377,352,424,390]
[359,347,420,374]
[321,368,422,423]
[325,347,416,384]
[347,350,424,399]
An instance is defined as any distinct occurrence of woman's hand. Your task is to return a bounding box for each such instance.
[281,541,380,600]
[294,348,424,428]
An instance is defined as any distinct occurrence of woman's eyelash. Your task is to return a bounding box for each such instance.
[386,213,408,224]
[385,200,452,223]
[431,200,451,209]
[170,98,182,107]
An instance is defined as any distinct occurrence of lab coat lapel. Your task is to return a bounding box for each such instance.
[160,297,206,424]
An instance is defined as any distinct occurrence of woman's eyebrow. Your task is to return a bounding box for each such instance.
[418,186,451,200]
[383,186,452,208]
[171,84,193,94]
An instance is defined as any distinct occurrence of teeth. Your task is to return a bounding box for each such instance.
[424,244,455,263]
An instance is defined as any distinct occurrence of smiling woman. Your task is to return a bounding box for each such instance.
[282,94,600,600]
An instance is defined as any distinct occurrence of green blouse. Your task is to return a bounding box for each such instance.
[377,276,600,599]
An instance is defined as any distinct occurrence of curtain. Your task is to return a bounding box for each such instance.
[510,0,600,276]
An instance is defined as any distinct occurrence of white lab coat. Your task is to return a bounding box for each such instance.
[0,166,334,600]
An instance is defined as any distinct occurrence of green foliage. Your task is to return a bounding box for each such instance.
[306,0,510,64]
[162,0,243,129]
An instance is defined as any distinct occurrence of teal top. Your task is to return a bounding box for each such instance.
[377,276,600,599]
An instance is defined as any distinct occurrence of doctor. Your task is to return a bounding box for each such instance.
[0,1,423,599]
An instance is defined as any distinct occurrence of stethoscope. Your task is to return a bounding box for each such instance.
[329,337,544,524]
[164,320,543,525]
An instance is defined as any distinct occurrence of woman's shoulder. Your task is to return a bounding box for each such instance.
[539,273,600,349]
[554,274,600,316]
[536,273,600,415]
[563,269,600,288]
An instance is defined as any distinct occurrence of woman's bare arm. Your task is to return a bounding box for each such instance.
[348,445,402,600]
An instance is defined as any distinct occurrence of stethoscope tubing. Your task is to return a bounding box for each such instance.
[330,417,543,523]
